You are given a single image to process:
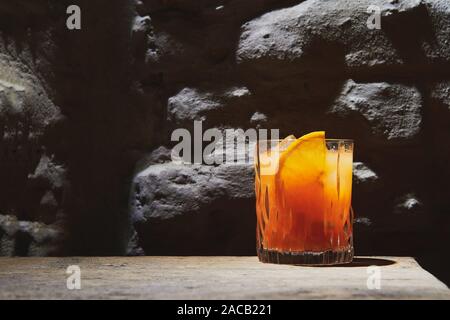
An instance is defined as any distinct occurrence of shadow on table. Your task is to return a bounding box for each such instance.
[309,257,396,268]
[339,257,396,267]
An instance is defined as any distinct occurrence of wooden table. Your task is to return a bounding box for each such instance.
[0,256,448,299]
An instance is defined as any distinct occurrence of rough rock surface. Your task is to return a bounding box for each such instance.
[331,80,422,140]
[131,162,255,254]
[237,0,450,74]
[331,81,423,141]
[0,0,142,255]
[353,162,378,185]
[0,214,62,256]
[0,2,67,255]
[0,0,449,285]
[167,86,252,128]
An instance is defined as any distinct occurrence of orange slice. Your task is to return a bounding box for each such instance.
[277,130,325,188]
[278,135,296,150]
[275,131,327,249]
[278,131,325,179]
[280,131,325,165]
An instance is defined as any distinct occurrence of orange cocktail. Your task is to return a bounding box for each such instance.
[255,132,354,265]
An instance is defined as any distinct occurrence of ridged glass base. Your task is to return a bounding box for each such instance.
[257,246,354,266]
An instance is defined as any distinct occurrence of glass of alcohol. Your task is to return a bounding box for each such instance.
[255,132,354,265]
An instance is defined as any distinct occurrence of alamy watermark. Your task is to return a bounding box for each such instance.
[366,266,382,290]
[66,265,81,290]
[66,5,81,30]
[65,4,381,32]
[171,121,280,174]
[367,5,382,30]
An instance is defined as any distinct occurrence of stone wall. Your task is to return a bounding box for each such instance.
[0,0,449,283]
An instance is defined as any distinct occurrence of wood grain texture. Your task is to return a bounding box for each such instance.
[0,256,448,300]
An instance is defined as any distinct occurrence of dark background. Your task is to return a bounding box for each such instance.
[0,0,449,285]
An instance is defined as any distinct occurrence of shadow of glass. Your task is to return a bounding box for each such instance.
[330,257,396,268]
[292,257,397,268]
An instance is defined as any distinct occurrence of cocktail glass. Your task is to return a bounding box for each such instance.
[255,134,354,265]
